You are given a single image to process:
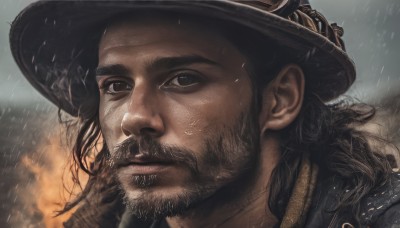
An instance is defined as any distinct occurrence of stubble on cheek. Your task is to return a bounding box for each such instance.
[105,105,259,220]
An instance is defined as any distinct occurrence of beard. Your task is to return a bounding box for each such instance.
[106,109,260,221]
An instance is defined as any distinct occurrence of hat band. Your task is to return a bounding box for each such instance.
[236,1,345,51]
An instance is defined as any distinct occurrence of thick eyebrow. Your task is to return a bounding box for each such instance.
[96,55,219,77]
[96,64,130,77]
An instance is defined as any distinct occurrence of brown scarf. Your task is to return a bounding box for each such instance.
[280,155,319,228]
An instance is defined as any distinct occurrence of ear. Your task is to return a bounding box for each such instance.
[259,64,305,133]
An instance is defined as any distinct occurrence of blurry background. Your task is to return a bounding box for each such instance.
[0,0,399,227]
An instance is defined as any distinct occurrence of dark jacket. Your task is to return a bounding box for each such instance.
[304,172,400,228]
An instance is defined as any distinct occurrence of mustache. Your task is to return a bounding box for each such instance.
[108,136,199,174]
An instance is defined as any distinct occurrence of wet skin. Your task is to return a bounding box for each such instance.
[96,15,257,214]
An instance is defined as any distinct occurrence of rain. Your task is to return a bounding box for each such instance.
[0,0,399,227]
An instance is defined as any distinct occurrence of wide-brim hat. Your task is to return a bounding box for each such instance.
[10,0,356,117]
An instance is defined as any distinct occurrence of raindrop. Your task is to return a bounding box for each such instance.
[184,130,193,136]
[31,55,35,63]
[189,120,198,127]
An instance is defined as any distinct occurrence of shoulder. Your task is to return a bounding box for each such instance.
[360,172,400,227]
[305,172,400,228]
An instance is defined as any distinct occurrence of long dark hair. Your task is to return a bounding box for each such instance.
[56,18,394,226]
[232,29,394,222]
[268,94,393,221]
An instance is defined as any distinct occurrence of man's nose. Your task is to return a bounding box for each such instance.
[120,86,164,138]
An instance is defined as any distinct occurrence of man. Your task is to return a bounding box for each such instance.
[9,0,400,227]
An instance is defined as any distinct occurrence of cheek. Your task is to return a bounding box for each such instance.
[163,82,252,153]
[99,99,125,149]
[187,83,252,130]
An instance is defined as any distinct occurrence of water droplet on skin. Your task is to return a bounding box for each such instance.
[189,120,199,127]
[184,130,193,136]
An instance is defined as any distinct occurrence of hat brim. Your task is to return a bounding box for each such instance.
[10,0,355,116]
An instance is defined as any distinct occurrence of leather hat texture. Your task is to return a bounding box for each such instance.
[10,0,356,116]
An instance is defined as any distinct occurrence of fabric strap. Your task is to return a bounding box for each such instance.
[280,155,319,228]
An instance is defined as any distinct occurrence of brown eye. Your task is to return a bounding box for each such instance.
[104,81,132,94]
[167,73,202,87]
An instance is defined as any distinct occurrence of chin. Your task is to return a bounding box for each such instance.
[121,182,214,220]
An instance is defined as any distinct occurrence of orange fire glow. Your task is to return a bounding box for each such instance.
[20,135,89,228]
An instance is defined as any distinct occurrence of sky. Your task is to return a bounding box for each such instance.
[0,0,399,107]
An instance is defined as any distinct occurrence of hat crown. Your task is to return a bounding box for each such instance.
[236,0,301,16]
[236,0,345,52]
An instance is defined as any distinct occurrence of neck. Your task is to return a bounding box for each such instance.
[166,136,280,228]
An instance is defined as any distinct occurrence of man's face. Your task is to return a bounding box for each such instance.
[97,15,259,219]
